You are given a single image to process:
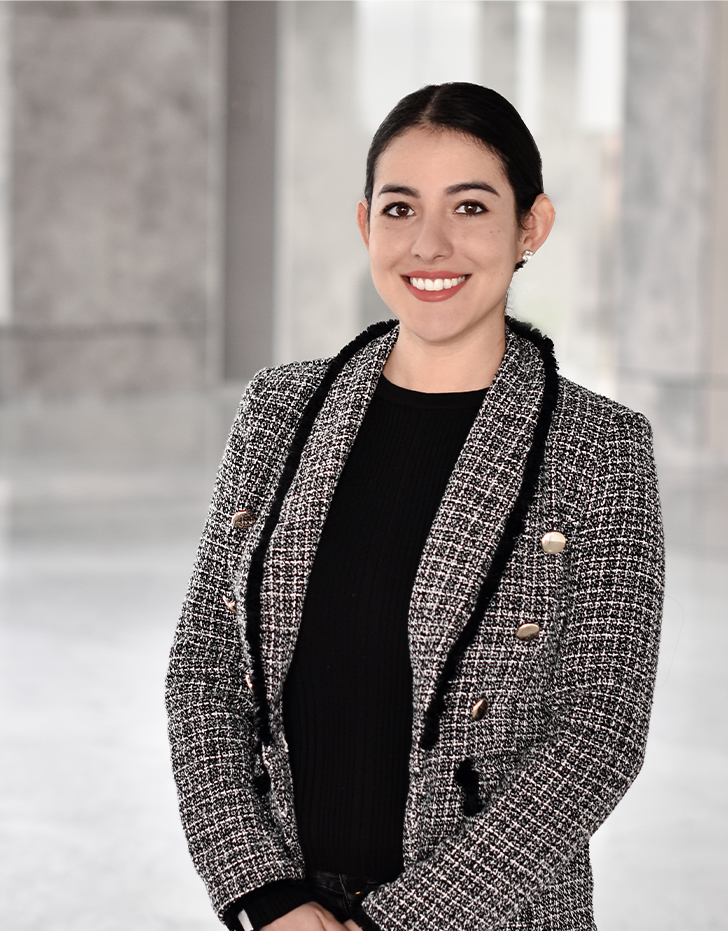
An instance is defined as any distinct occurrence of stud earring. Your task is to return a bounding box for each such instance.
[521,250,534,264]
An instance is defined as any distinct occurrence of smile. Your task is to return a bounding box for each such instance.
[406,275,468,291]
[402,273,470,302]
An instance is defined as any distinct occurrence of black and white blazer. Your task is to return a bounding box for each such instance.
[166,318,665,931]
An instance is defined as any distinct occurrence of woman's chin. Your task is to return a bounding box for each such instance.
[395,307,504,348]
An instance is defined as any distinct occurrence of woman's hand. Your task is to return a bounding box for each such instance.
[260,902,351,930]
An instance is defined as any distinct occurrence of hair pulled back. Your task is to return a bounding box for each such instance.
[365,83,543,233]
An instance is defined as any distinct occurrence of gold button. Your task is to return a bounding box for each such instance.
[245,673,254,692]
[222,595,237,614]
[471,697,488,721]
[541,531,566,554]
[516,622,541,641]
[231,509,255,530]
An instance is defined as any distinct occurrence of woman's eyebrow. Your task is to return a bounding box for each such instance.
[377,184,419,197]
[446,181,500,196]
[376,181,500,198]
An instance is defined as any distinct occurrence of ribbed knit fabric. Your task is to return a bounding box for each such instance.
[226,880,312,930]
[283,375,487,878]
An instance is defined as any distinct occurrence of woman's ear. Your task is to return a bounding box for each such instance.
[520,193,556,256]
[356,200,370,249]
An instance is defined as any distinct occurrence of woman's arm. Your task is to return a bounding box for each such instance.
[354,408,665,931]
[166,372,306,922]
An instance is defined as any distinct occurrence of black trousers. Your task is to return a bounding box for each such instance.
[307,870,382,923]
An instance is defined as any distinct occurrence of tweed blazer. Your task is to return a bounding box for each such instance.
[166,319,664,931]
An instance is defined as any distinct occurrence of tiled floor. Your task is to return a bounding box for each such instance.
[1,391,726,930]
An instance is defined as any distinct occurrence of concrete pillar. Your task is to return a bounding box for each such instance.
[0,1,225,397]
[479,1,517,101]
[223,0,276,382]
[274,0,370,365]
[707,2,728,458]
[508,0,623,400]
[0,2,10,329]
[617,1,714,464]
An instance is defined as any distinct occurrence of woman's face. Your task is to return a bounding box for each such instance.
[357,126,549,348]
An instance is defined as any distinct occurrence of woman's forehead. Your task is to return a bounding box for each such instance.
[373,126,509,194]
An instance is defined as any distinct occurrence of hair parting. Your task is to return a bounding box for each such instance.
[365,82,544,235]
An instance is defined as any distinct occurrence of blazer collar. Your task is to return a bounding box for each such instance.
[259,323,545,735]
[408,328,545,740]
[259,325,398,724]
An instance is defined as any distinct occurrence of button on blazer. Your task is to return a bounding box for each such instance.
[166,319,665,931]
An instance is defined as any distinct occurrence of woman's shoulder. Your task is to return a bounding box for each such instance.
[506,318,651,438]
[549,378,660,530]
[553,375,656,480]
[219,358,331,452]
[557,376,652,434]
[219,358,332,476]
[233,357,331,425]
[245,357,330,404]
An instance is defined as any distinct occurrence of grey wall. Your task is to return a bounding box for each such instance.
[273,0,373,364]
[508,0,623,398]
[708,1,728,457]
[223,0,276,382]
[617,1,717,462]
[0,1,225,397]
[1,0,727,467]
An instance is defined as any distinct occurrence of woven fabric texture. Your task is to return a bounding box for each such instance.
[166,322,665,931]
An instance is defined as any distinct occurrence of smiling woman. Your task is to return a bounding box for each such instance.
[357,125,554,392]
[166,84,664,931]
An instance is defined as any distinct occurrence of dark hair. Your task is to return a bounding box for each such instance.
[365,82,544,240]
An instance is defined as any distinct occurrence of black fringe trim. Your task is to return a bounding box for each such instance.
[253,768,271,798]
[455,758,485,816]
[419,316,560,751]
[244,319,398,745]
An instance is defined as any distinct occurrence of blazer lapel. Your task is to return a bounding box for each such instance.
[259,327,399,724]
[408,330,545,739]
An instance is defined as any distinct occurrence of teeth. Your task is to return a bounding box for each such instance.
[408,276,466,291]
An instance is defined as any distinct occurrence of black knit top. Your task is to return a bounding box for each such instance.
[237,374,486,930]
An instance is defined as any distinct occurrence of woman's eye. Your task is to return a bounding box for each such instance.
[383,202,414,218]
[455,201,486,216]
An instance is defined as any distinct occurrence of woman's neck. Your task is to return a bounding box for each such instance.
[382,316,506,393]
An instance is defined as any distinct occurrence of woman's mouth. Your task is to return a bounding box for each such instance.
[407,275,467,291]
[403,273,470,302]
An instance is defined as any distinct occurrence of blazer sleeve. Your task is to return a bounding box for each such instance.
[355,407,665,931]
[165,371,305,921]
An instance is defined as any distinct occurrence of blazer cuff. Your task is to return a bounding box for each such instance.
[350,902,384,931]
[224,879,314,931]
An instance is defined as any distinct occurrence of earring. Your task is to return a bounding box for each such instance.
[521,250,534,264]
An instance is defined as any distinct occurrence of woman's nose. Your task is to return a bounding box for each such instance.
[411,215,453,262]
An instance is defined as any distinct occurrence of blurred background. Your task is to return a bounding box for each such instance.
[0,1,726,929]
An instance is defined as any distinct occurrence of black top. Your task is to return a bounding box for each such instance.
[235,375,486,930]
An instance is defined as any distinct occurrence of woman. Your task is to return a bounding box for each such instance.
[166,83,664,931]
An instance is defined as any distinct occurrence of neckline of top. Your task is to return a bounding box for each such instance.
[375,373,489,410]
